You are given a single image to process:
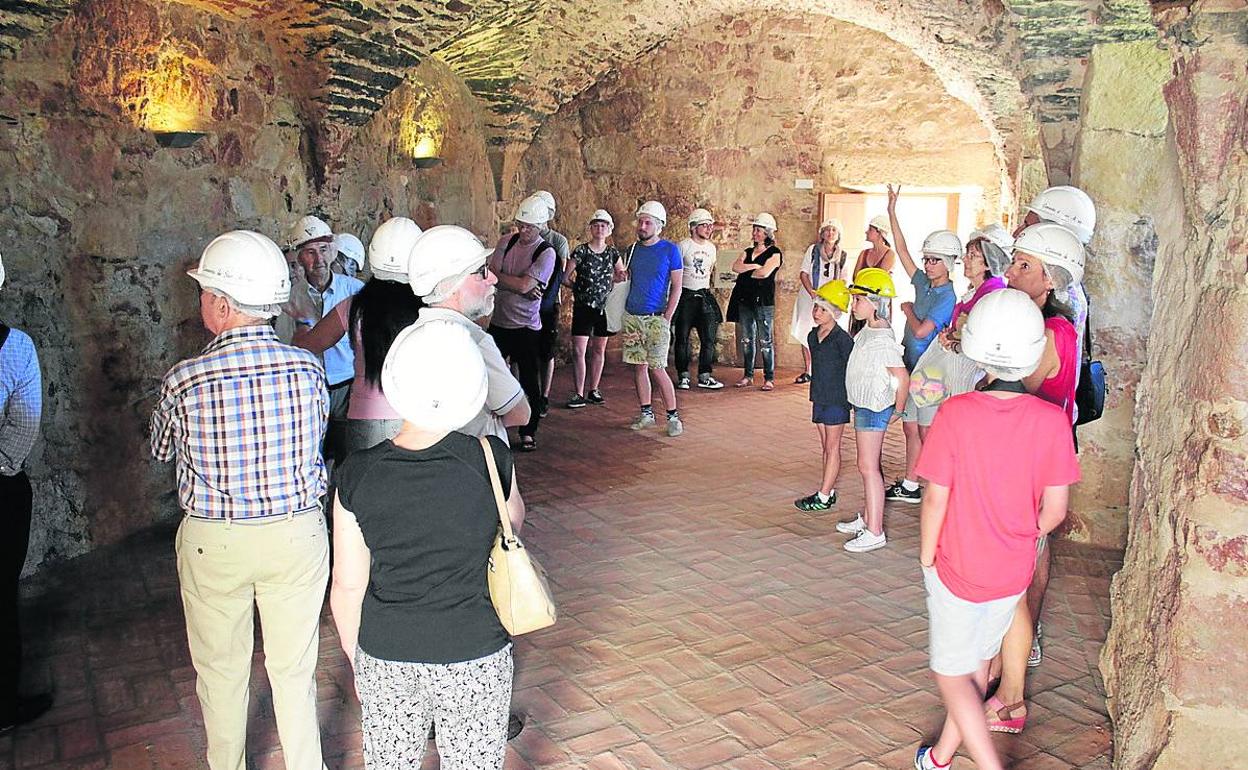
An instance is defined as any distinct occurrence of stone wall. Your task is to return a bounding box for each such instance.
[1068,40,1182,549]
[520,12,1006,370]
[0,0,494,574]
[1101,3,1248,768]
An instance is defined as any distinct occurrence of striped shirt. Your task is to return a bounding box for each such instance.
[0,327,42,476]
[150,325,329,520]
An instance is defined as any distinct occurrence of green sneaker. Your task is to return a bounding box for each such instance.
[794,492,835,512]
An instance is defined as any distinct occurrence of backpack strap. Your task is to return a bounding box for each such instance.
[1082,296,1093,363]
[502,232,521,257]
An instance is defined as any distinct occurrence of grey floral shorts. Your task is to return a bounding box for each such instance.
[621,313,671,368]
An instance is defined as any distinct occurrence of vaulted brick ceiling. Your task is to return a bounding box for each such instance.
[0,0,1157,153]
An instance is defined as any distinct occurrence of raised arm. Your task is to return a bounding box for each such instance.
[293,300,350,354]
[886,184,918,278]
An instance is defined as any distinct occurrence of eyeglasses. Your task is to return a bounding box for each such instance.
[471,264,489,279]
[922,256,945,265]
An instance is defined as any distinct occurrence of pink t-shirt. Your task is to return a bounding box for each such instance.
[1034,316,1078,424]
[952,276,1006,324]
[334,300,401,421]
[916,392,1080,602]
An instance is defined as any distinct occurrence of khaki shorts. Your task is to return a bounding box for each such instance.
[621,313,671,369]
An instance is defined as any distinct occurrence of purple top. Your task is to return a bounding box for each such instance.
[952,276,1006,325]
[489,236,556,330]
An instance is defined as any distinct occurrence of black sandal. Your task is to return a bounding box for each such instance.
[518,436,537,452]
[794,373,811,384]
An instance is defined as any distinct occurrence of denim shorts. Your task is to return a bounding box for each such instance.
[812,402,850,426]
[854,405,894,432]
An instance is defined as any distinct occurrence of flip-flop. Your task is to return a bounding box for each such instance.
[761,381,775,391]
[735,378,752,388]
[985,695,1026,734]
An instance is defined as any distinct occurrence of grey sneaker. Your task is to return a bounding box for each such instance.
[631,413,656,430]
[666,416,683,437]
[697,374,725,389]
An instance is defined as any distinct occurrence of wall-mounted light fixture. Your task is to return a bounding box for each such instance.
[127,45,211,149]
[400,93,446,169]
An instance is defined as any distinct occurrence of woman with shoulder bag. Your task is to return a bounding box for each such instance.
[330,319,525,770]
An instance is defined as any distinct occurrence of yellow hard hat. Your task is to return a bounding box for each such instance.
[848,267,896,298]
[815,279,851,312]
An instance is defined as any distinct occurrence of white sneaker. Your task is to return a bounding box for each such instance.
[666,416,683,437]
[630,413,656,430]
[835,513,866,534]
[844,529,887,553]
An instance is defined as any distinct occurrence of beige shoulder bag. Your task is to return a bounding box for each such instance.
[479,437,557,636]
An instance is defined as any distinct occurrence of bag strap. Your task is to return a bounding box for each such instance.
[478,436,515,541]
[502,233,521,257]
[1082,295,1093,363]
[623,243,635,274]
[0,324,10,350]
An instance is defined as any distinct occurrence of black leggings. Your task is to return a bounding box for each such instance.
[1,472,33,717]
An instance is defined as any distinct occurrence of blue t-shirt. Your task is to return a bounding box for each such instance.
[625,239,683,315]
[901,271,956,370]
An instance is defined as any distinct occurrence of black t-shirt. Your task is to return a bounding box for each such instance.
[807,325,854,407]
[337,432,514,664]
[736,245,783,307]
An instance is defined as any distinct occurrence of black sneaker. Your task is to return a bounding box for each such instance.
[586,390,605,405]
[566,394,588,409]
[538,397,549,418]
[794,492,835,512]
[0,693,53,735]
[885,479,922,504]
[677,374,691,390]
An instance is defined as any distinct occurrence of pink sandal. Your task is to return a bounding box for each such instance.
[985,695,1026,734]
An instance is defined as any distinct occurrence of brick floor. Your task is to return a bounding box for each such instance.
[1,364,1120,769]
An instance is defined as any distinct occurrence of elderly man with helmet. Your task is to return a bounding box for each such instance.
[150,231,332,770]
[485,196,558,452]
[285,215,364,465]
[406,225,531,443]
[622,200,685,436]
[0,252,52,735]
[673,207,725,391]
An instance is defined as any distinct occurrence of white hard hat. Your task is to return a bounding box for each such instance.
[968,223,1015,254]
[1014,222,1085,285]
[921,230,963,260]
[751,212,778,231]
[532,190,556,215]
[287,215,333,250]
[407,225,491,300]
[1026,186,1096,244]
[590,209,615,227]
[188,230,291,306]
[635,200,667,227]
[382,319,488,431]
[515,195,551,226]
[960,288,1047,378]
[688,208,715,227]
[333,233,365,269]
[0,252,5,290]
[368,217,423,281]
[819,218,843,234]
[867,214,892,244]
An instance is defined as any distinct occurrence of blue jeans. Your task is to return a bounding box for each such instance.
[737,304,775,380]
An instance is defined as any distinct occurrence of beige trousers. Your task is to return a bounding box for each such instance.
[175,513,330,770]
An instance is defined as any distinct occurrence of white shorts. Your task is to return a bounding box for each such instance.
[923,566,1023,676]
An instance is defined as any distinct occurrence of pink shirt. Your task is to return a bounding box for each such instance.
[952,276,1006,325]
[1034,316,1078,424]
[333,300,401,421]
[916,392,1080,601]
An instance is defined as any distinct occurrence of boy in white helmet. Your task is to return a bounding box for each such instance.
[150,231,331,770]
[332,232,366,279]
[0,252,52,735]
[912,289,1079,770]
[622,201,684,437]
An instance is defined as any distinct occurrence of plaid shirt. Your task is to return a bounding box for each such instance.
[150,325,329,520]
[0,327,42,476]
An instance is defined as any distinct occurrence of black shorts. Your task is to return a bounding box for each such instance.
[538,306,559,362]
[571,300,614,338]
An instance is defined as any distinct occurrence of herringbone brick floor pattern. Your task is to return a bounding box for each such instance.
[2,364,1118,769]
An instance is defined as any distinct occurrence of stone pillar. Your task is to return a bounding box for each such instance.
[1101,4,1248,769]
[1069,40,1183,548]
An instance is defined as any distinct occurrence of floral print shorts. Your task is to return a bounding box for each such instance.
[620,313,671,369]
